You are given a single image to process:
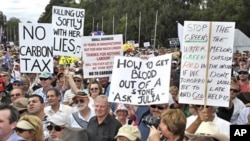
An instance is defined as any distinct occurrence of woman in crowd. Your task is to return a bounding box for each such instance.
[16,115,44,141]
[87,80,103,107]
[148,109,187,141]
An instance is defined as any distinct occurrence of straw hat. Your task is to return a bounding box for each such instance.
[186,121,229,141]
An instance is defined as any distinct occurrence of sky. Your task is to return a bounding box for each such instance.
[0,0,50,22]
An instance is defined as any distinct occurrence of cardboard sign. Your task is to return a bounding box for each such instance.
[19,23,53,73]
[108,54,171,105]
[83,34,123,78]
[52,6,85,57]
[178,21,235,107]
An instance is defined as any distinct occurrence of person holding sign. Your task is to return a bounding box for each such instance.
[185,105,230,137]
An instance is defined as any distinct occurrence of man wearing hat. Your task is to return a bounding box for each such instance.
[33,72,54,105]
[11,78,24,90]
[68,91,95,128]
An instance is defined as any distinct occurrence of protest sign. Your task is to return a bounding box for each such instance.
[178,21,235,107]
[82,34,123,78]
[108,54,171,105]
[52,6,85,57]
[19,23,53,73]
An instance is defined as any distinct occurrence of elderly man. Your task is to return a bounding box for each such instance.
[0,104,25,141]
[87,95,121,141]
[9,88,26,104]
[69,91,95,128]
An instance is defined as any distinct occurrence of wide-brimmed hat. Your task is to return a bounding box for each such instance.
[12,98,28,111]
[72,91,89,102]
[16,120,35,130]
[115,125,141,141]
[185,121,229,141]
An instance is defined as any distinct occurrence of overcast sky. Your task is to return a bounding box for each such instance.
[0,0,50,22]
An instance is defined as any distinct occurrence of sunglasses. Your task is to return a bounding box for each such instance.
[75,99,84,104]
[47,125,64,131]
[196,105,210,108]
[40,78,49,81]
[16,128,31,133]
[10,93,21,97]
[150,105,165,110]
[238,72,248,75]
[230,89,239,93]
[90,88,98,91]
[0,75,7,77]
[19,109,27,115]
[74,79,81,82]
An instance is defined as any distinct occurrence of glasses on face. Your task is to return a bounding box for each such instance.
[196,105,210,108]
[74,79,81,82]
[13,83,22,86]
[75,99,84,104]
[47,125,64,131]
[0,74,7,77]
[90,88,98,91]
[40,78,49,81]
[238,72,248,75]
[230,88,239,93]
[150,105,165,110]
[16,128,31,133]
[19,109,27,115]
[11,93,21,97]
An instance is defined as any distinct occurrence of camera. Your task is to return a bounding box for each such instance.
[142,115,160,128]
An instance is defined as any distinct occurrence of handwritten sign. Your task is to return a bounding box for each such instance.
[108,54,171,105]
[52,6,85,57]
[19,23,53,73]
[178,21,235,107]
[82,34,123,78]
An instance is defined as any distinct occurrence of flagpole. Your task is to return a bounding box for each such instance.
[138,11,141,47]
[92,17,94,31]
[113,15,115,35]
[102,16,103,31]
[153,10,158,49]
[125,13,127,43]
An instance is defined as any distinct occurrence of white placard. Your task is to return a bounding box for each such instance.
[82,34,123,78]
[19,23,53,73]
[108,54,172,105]
[52,6,85,57]
[179,21,235,107]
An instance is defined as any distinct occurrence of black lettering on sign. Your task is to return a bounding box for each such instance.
[138,94,160,104]
[21,58,51,72]
[23,26,46,40]
[113,93,132,102]
[131,70,157,80]
[116,59,142,70]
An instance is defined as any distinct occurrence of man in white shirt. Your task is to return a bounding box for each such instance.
[186,105,230,138]
[44,87,73,118]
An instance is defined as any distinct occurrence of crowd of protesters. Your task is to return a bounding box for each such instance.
[0,46,249,141]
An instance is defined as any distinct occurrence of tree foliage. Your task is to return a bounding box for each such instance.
[21,0,250,47]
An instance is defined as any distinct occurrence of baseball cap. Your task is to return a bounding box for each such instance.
[39,72,52,79]
[72,91,89,102]
[115,125,141,141]
[238,68,249,73]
